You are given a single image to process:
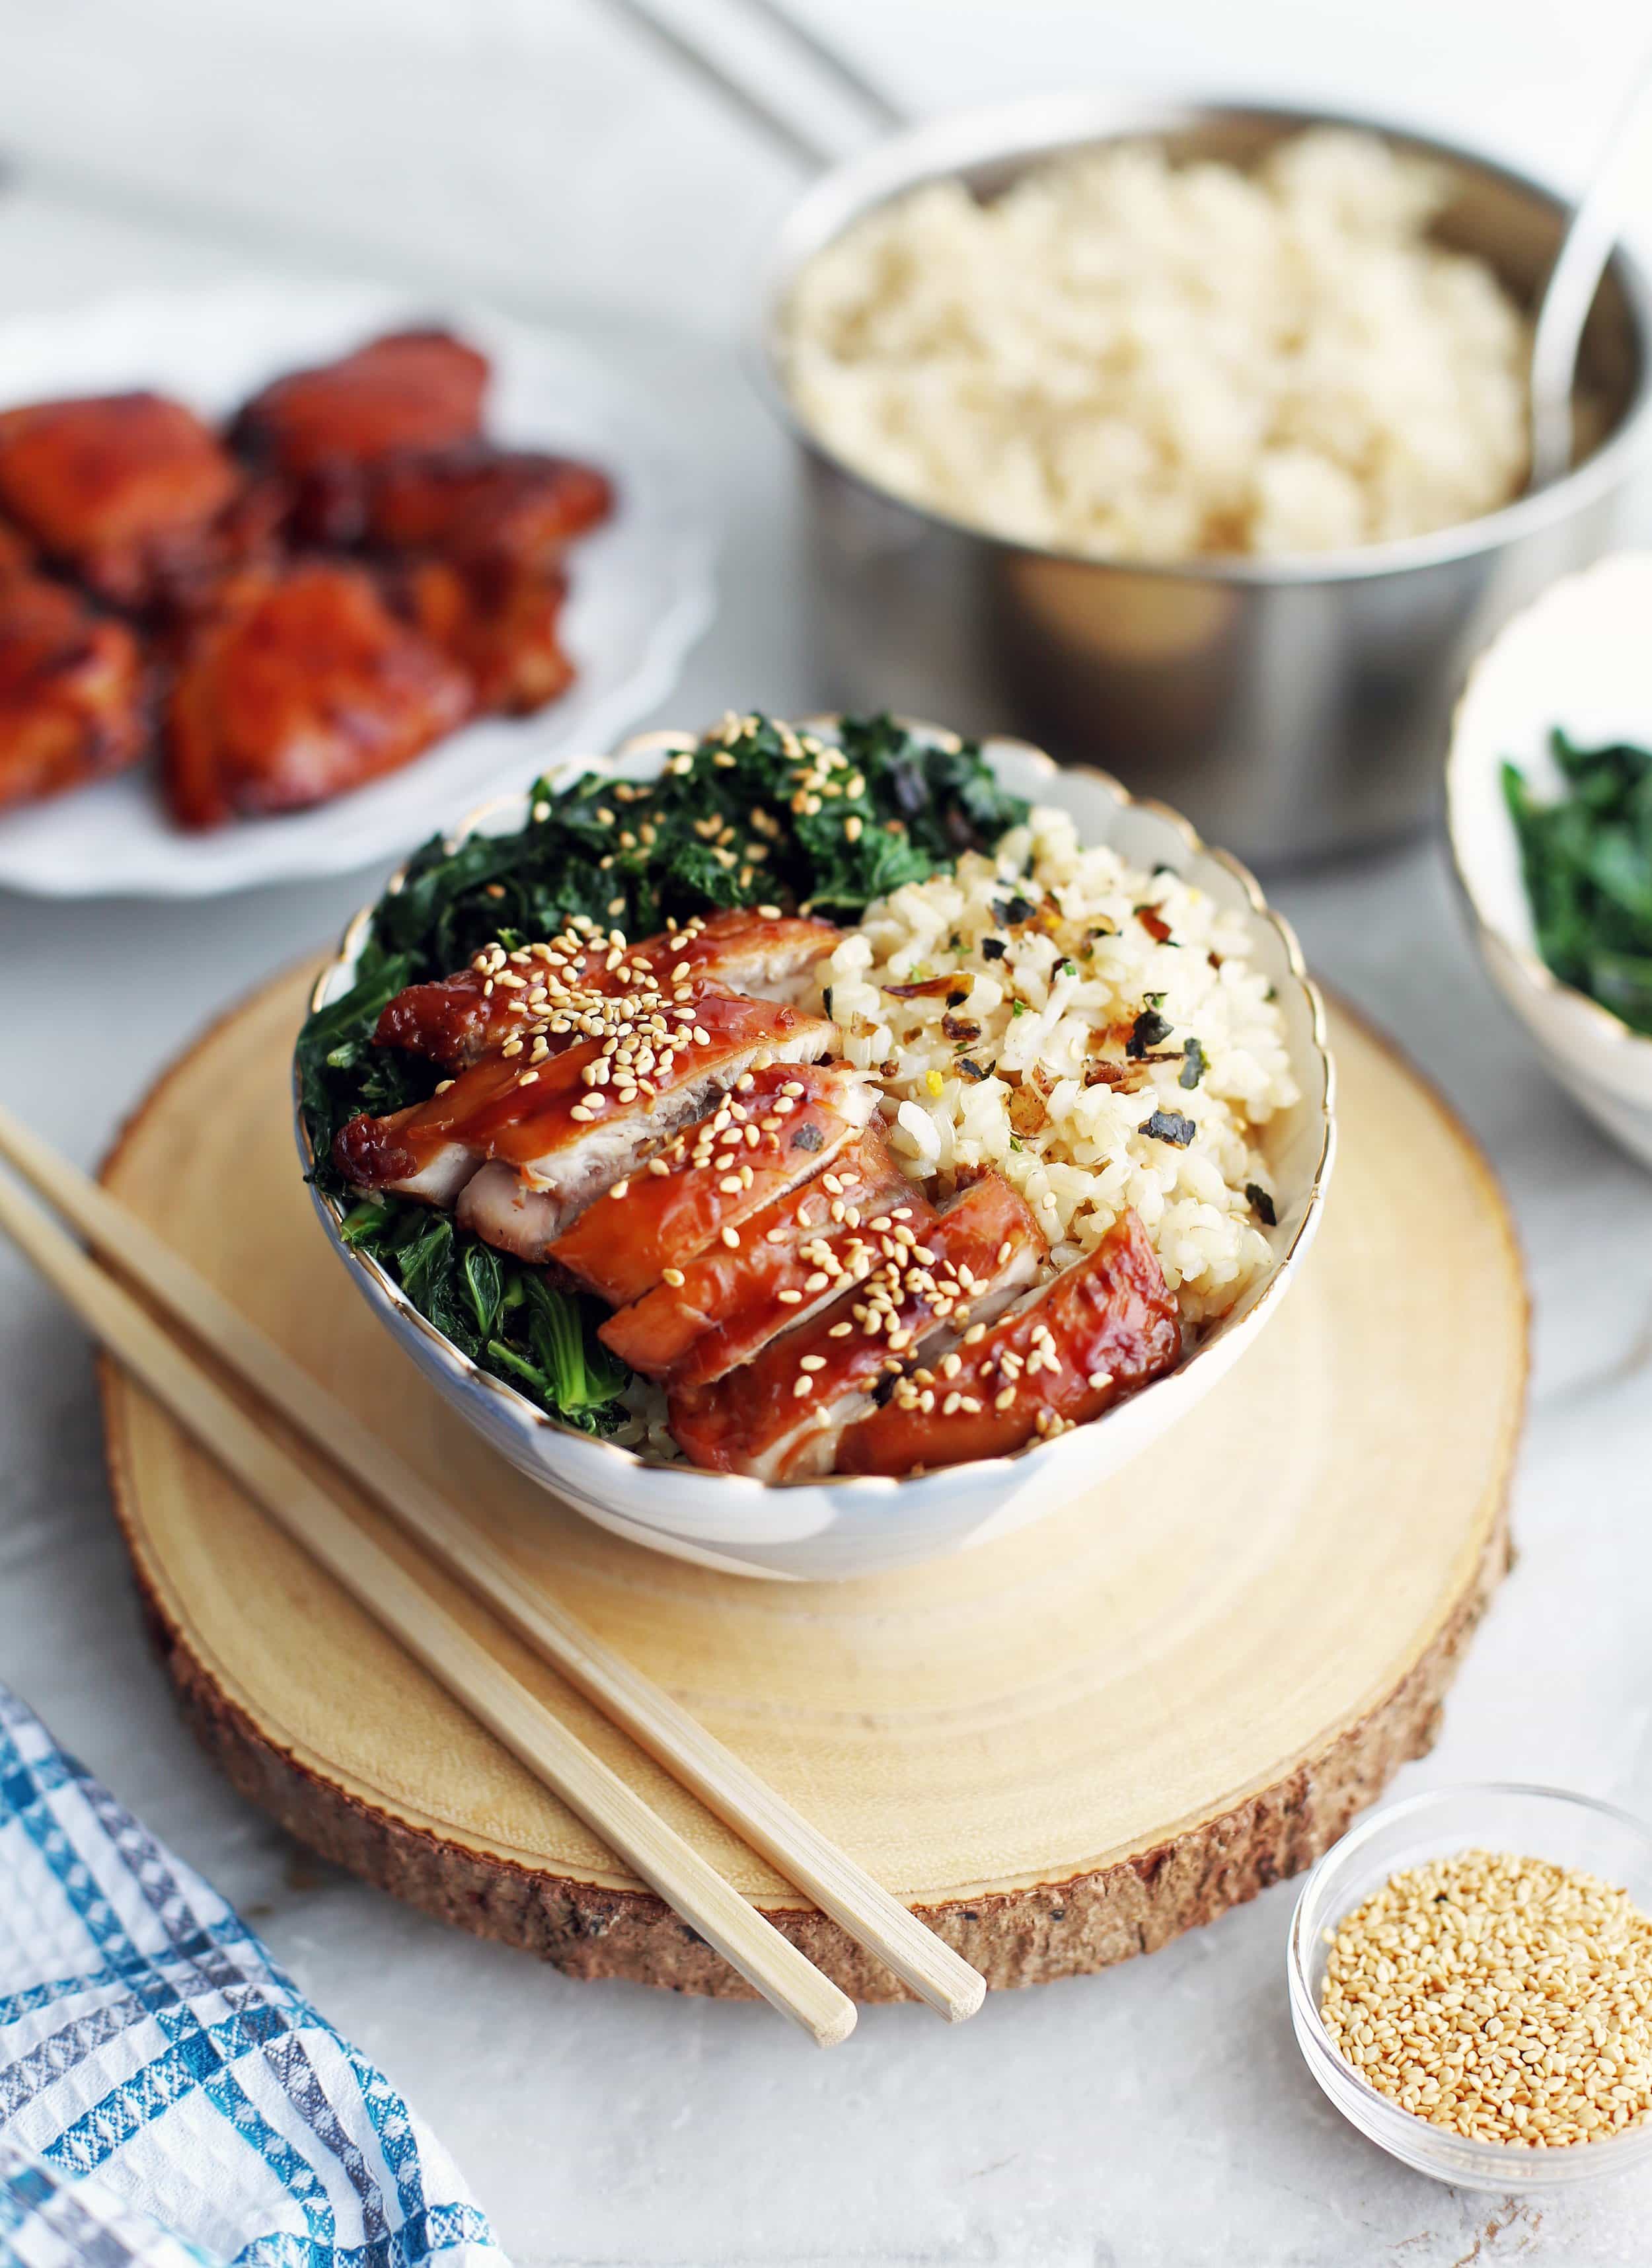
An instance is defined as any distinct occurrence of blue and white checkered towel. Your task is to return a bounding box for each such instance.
[0,1684,506,2268]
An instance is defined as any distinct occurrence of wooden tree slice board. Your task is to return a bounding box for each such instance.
[98,966,1524,2001]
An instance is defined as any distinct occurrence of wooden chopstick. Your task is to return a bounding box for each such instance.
[0,1156,856,2048]
[0,1102,985,2025]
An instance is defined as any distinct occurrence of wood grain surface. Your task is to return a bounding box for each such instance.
[98,965,1525,2000]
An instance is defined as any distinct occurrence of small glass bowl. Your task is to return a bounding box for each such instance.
[1287,1782,1652,2190]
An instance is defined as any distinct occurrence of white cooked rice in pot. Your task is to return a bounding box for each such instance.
[811,806,1297,1331]
[780,128,1531,560]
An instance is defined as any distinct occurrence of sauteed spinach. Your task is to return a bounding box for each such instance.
[1504,730,1652,1037]
[297,713,1026,1431]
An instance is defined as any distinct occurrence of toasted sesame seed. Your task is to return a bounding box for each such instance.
[777,1288,804,1304]
[721,1227,741,1248]
[1320,1850,1652,2148]
[792,1374,814,1397]
[661,1267,685,1287]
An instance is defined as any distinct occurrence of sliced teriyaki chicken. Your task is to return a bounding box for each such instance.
[635,907,843,1002]
[334,987,833,1228]
[835,1209,1181,1476]
[598,1117,910,1387]
[546,1062,876,1307]
[373,907,843,1069]
[370,922,657,1070]
[666,1174,1047,1482]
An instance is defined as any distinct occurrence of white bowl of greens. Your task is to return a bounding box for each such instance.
[1448,552,1652,1170]
[296,713,1332,1580]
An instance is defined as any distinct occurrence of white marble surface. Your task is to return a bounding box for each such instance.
[4,6,1652,2260]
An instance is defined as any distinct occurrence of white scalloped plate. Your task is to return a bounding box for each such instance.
[0,280,715,898]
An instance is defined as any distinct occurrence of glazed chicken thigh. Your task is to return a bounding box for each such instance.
[0,327,607,831]
[0,392,243,611]
[164,560,471,827]
[391,554,574,717]
[0,572,149,810]
[233,330,488,476]
[365,445,612,568]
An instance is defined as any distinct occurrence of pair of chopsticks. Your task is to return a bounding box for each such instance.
[0,1099,985,2045]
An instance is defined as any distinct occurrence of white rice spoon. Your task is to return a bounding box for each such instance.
[1528,58,1652,490]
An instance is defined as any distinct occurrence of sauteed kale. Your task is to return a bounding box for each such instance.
[1504,730,1652,1037]
[297,713,1027,1431]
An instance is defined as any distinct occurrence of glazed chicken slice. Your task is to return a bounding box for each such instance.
[836,1209,1182,1476]
[457,996,837,1255]
[667,1174,1047,1481]
[0,572,148,810]
[599,1117,909,1387]
[546,1062,876,1307]
[393,554,574,716]
[231,330,490,540]
[365,444,612,569]
[334,987,834,1223]
[163,560,472,828]
[374,907,843,1071]
[0,392,242,610]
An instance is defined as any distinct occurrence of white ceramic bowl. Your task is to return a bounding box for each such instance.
[1448,552,1652,1168]
[1289,1783,1652,2189]
[297,722,1335,1581]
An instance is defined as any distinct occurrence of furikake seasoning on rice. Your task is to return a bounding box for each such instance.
[811,805,1295,1329]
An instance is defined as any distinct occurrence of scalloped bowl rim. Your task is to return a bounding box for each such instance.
[293,718,1335,1509]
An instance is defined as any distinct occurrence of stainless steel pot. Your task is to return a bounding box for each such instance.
[749,95,1652,868]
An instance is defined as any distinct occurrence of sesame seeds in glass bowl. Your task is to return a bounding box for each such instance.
[1288,1785,1652,2189]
